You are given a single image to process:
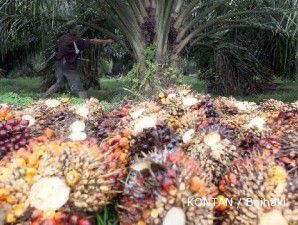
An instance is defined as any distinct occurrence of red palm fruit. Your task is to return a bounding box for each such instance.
[0,130,7,138]
[42,219,57,225]
[31,210,43,220]
[32,221,41,225]
[69,215,80,225]
[5,124,13,132]
[78,218,92,225]
[7,118,18,126]
[54,212,68,224]
[19,139,27,147]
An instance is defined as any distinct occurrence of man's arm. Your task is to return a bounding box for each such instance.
[90,39,114,45]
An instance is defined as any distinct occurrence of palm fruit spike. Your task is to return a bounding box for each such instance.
[184,126,238,184]
[118,150,217,225]
[0,139,128,224]
[0,107,31,159]
[221,156,295,225]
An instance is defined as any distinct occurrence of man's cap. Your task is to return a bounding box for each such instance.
[66,21,82,31]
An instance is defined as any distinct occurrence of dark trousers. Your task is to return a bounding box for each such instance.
[52,60,85,94]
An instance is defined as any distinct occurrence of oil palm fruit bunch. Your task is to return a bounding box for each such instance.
[227,114,271,153]
[98,129,131,176]
[0,107,30,159]
[156,87,209,134]
[184,124,238,184]
[22,98,103,141]
[0,103,24,113]
[259,99,286,112]
[86,103,131,144]
[131,120,182,156]
[285,173,298,224]
[0,139,127,224]
[276,129,298,172]
[214,97,258,116]
[21,99,71,137]
[72,98,103,121]
[220,156,297,225]
[118,150,217,225]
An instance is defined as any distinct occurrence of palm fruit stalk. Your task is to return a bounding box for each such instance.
[0,107,30,159]
[118,150,217,225]
[0,138,128,224]
[220,156,296,225]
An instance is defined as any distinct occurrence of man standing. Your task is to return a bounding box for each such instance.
[44,23,113,98]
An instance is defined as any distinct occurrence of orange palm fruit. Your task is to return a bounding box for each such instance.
[215,195,229,211]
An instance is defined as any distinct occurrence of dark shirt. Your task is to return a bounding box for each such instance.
[56,34,91,70]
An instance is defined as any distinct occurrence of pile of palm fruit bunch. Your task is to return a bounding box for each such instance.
[0,85,297,225]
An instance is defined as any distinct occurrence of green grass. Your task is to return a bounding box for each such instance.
[183,75,298,103]
[238,79,298,103]
[0,76,297,109]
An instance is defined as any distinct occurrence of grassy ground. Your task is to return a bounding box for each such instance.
[0,76,297,108]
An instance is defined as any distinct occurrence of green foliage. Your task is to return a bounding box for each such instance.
[0,92,34,107]
[97,206,118,225]
[144,44,157,62]
[125,45,159,90]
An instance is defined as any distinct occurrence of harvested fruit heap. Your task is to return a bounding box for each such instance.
[0,107,30,159]
[21,98,103,141]
[118,150,217,225]
[0,138,128,224]
[0,86,297,225]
